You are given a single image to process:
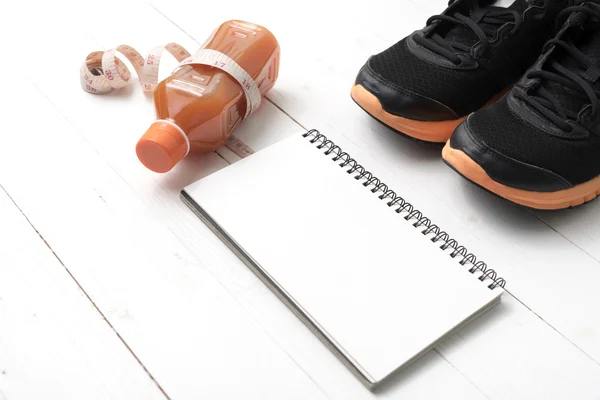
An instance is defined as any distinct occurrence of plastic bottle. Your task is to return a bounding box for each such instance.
[136,20,280,173]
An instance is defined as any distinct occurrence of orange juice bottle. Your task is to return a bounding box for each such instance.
[136,20,280,173]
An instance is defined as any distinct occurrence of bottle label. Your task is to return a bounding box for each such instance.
[176,49,262,118]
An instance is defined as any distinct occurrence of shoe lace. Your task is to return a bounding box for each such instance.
[515,2,600,133]
[413,4,523,65]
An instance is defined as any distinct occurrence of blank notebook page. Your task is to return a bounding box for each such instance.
[183,133,502,384]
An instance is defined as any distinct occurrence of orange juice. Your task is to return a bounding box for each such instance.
[136,20,280,173]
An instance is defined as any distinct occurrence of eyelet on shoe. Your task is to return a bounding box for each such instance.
[562,120,575,133]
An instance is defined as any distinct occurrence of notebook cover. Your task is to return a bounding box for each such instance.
[181,131,504,389]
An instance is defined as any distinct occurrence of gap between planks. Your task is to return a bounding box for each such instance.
[0,182,172,400]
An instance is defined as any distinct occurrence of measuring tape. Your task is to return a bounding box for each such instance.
[80,44,261,117]
[80,43,190,94]
[176,49,261,117]
[80,43,259,160]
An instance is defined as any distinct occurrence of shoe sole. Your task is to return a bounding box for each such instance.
[350,84,466,142]
[442,142,600,210]
[351,84,511,143]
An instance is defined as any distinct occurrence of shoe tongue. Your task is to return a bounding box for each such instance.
[444,0,529,49]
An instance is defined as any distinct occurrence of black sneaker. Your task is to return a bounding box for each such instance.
[444,1,600,210]
[351,0,568,142]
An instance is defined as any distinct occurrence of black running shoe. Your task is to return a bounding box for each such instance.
[444,1,600,210]
[351,0,568,142]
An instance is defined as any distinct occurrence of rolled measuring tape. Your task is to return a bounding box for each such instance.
[80,44,261,117]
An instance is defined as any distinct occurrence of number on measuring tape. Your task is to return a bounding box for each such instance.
[79,43,191,95]
[174,48,261,118]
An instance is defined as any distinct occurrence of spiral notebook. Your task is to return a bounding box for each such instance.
[181,130,505,390]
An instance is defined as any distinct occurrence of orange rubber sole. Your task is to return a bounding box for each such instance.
[350,84,465,142]
[351,84,510,143]
[442,142,600,210]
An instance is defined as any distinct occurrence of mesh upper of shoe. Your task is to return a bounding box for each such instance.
[467,96,600,185]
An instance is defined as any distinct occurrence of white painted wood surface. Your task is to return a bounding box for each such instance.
[0,188,166,400]
[1,0,600,398]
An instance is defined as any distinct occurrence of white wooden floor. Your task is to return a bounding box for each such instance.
[1,0,600,398]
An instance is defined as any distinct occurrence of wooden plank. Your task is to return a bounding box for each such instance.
[150,0,600,366]
[0,189,166,400]
[4,0,600,398]
[0,3,489,399]
[0,85,333,400]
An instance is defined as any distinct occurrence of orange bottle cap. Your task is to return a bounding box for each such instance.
[136,120,189,173]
